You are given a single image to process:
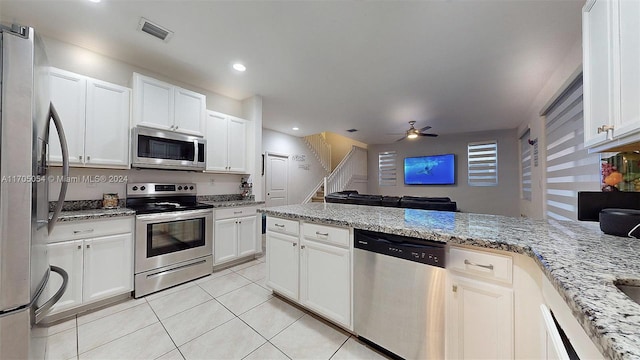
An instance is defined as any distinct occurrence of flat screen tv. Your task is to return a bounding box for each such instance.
[404,154,455,185]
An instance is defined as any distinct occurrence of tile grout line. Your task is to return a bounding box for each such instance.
[146,296,186,360]
[77,322,160,357]
[328,335,352,360]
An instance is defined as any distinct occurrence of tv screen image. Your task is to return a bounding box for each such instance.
[404,154,455,185]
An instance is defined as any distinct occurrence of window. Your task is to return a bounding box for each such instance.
[544,75,600,221]
[378,151,397,186]
[468,141,498,186]
[520,130,532,201]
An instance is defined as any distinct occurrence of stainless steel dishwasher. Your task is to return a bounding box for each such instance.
[353,229,446,359]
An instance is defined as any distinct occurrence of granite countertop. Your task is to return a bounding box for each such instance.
[260,203,640,360]
[202,200,265,208]
[52,207,136,222]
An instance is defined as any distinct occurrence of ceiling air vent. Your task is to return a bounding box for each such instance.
[346,129,358,133]
[138,18,173,42]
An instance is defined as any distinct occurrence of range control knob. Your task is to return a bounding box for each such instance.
[140,186,146,191]
[178,186,183,190]
[132,186,138,191]
[189,186,194,190]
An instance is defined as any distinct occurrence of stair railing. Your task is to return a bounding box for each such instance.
[325,145,367,195]
[303,134,332,172]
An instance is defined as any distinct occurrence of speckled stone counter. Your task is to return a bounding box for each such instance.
[52,208,135,222]
[259,203,640,360]
[202,200,265,208]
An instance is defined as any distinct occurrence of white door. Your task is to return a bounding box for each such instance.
[583,0,615,147]
[447,276,514,360]
[83,233,133,303]
[174,87,205,136]
[266,153,289,207]
[616,0,640,138]
[46,240,83,314]
[237,215,257,257]
[214,218,238,264]
[300,238,351,328]
[205,111,229,171]
[49,68,86,165]
[227,117,247,172]
[84,79,130,167]
[133,73,174,131]
[266,231,299,300]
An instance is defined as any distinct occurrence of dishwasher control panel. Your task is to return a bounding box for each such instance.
[354,229,446,268]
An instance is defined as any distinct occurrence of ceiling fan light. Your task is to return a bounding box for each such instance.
[407,133,418,139]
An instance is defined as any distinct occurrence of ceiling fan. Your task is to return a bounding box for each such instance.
[393,121,439,142]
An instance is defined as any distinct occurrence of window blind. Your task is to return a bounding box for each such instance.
[378,151,397,186]
[544,75,600,221]
[520,130,532,201]
[468,141,498,186]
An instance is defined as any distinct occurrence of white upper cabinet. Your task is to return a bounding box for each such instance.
[583,0,640,150]
[49,68,130,168]
[132,73,205,136]
[616,0,640,138]
[205,110,248,173]
[85,79,131,167]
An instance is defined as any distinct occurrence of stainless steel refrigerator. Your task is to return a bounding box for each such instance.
[0,24,70,359]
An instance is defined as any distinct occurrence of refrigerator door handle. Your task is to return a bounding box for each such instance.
[48,102,70,233]
[34,265,68,323]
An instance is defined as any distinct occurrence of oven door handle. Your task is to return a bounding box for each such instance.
[136,209,212,222]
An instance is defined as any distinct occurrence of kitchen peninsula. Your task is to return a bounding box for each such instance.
[260,203,640,360]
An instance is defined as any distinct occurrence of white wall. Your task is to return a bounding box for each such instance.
[40,36,257,201]
[262,129,328,205]
[243,96,264,201]
[323,132,368,171]
[368,129,519,216]
[517,39,583,219]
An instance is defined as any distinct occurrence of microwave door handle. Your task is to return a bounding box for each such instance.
[193,140,198,166]
[48,102,70,233]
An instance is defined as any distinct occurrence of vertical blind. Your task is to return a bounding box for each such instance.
[545,75,600,221]
[468,141,498,186]
[520,129,532,201]
[378,151,397,186]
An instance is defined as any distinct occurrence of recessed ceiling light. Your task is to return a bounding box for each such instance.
[88,0,101,3]
[233,63,246,72]
[292,127,299,131]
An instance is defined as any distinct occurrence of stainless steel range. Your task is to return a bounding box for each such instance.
[127,183,213,298]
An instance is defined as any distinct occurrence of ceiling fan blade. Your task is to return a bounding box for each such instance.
[386,133,406,135]
[395,136,407,142]
[419,133,439,137]
[419,126,432,132]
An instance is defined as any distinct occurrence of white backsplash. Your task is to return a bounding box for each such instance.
[48,167,244,201]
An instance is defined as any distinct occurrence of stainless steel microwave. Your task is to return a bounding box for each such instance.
[131,127,206,171]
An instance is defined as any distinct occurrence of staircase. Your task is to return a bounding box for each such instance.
[303,133,332,172]
[303,145,368,204]
[311,185,325,203]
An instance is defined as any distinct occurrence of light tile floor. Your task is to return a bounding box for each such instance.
[45,255,389,360]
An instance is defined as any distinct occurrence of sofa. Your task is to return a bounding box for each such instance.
[325,191,457,212]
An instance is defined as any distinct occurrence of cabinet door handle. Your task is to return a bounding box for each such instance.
[77,245,82,250]
[78,155,83,161]
[73,229,94,234]
[86,244,91,249]
[86,155,90,162]
[234,211,242,214]
[292,243,297,247]
[597,124,614,134]
[301,245,306,249]
[274,224,285,228]
[464,259,493,270]
[452,285,457,293]
[175,126,179,130]
[315,231,329,236]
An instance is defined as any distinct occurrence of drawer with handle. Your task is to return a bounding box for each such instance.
[215,206,257,220]
[48,217,134,243]
[302,222,349,248]
[267,217,299,236]
[448,246,513,284]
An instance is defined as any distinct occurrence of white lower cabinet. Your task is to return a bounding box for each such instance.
[46,217,134,316]
[447,275,514,359]
[300,238,351,326]
[266,216,352,329]
[213,206,259,265]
